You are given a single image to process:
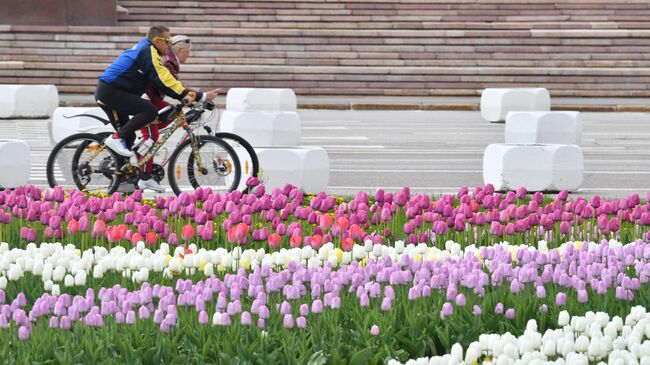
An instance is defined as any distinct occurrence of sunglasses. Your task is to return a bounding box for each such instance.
[153,36,171,44]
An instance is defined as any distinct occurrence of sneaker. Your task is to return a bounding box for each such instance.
[138,178,165,193]
[136,138,154,156]
[105,135,134,157]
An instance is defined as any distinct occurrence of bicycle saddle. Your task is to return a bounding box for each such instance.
[158,105,178,122]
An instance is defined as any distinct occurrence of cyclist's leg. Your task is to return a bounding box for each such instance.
[96,82,157,143]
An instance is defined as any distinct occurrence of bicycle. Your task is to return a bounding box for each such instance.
[46,101,241,195]
[198,103,260,192]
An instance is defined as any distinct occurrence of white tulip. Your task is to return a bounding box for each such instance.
[91,265,103,279]
[74,271,86,286]
[139,268,149,282]
[342,252,352,265]
[612,337,626,350]
[372,244,382,258]
[327,255,338,268]
[162,268,173,279]
[231,246,242,259]
[503,342,519,360]
[394,240,405,254]
[565,352,588,365]
[558,311,570,327]
[51,284,60,296]
[449,343,463,363]
[542,339,556,357]
[43,279,53,291]
[173,247,184,257]
[64,274,74,287]
[587,340,602,360]
[496,354,514,365]
[136,241,145,253]
[212,312,222,326]
[364,239,373,253]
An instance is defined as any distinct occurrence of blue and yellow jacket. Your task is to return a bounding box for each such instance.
[99,38,196,100]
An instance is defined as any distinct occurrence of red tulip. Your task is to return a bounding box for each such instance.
[268,233,281,249]
[341,237,354,252]
[289,234,302,248]
[181,224,195,241]
[130,232,143,245]
[67,219,79,235]
[145,231,157,246]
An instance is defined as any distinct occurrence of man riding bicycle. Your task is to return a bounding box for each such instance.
[137,34,219,192]
[96,25,209,160]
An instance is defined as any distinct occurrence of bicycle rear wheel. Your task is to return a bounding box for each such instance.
[167,135,241,195]
[213,132,259,191]
[46,133,121,193]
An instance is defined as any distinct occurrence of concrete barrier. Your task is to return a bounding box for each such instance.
[0,84,59,118]
[505,111,582,145]
[51,107,113,143]
[483,143,583,191]
[218,110,300,147]
[226,88,297,112]
[235,147,329,193]
[0,139,30,188]
[480,88,550,122]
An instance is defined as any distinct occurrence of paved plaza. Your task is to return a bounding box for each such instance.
[1,107,649,199]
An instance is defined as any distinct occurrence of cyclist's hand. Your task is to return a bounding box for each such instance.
[182,92,196,106]
[205,88,221,101]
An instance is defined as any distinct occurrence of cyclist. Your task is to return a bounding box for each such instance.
[95,25,209,159]
[137,35,219,192]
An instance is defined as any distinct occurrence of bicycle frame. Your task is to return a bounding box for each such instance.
[82,107,208,181]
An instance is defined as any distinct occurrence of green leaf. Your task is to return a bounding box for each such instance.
[307,351,327,365]
[349,347,375,365]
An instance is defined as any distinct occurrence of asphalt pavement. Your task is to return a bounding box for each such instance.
[1,108,649,199]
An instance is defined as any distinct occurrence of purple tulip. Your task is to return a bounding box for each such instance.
[283,314,294,329]
[241,311,252,326]
[455,294,466,307]
[18,325,30,340]
[296,316,307,329]
[505,308,515,320]
[440,302,453,319]
[472,305,481,316]
[556,292,567,306]
[370,324,380,336]
[495,303,504,314]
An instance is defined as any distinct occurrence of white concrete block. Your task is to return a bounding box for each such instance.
[483,143,583,191]
[0,84,59,118]
[0,139,30,188]
[480,88,550,122]
[233,146,329,193]
[51,107,113,143]
[218,110,300,147]
[226,88,297,112]
[505,111,582,145]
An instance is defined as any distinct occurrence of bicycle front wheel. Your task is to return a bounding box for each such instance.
[46,133,121,193]
[167,135,241,195]
[213,132,259,191]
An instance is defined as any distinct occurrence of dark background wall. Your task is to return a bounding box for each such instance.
[0,0,116,25]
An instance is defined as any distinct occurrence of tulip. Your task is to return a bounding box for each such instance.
[370,324,380,336]
[556,292,567,306]
[18,326,30,340]
[181,224,195,241]
[440,302,453,319]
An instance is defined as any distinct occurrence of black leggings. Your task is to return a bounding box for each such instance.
[95,81,157,146]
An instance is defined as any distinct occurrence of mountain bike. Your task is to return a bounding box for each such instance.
[46,101,241,195]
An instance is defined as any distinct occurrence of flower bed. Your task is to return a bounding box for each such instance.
[1,184,650,363]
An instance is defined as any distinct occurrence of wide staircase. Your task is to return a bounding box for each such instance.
[1,0,650,97]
